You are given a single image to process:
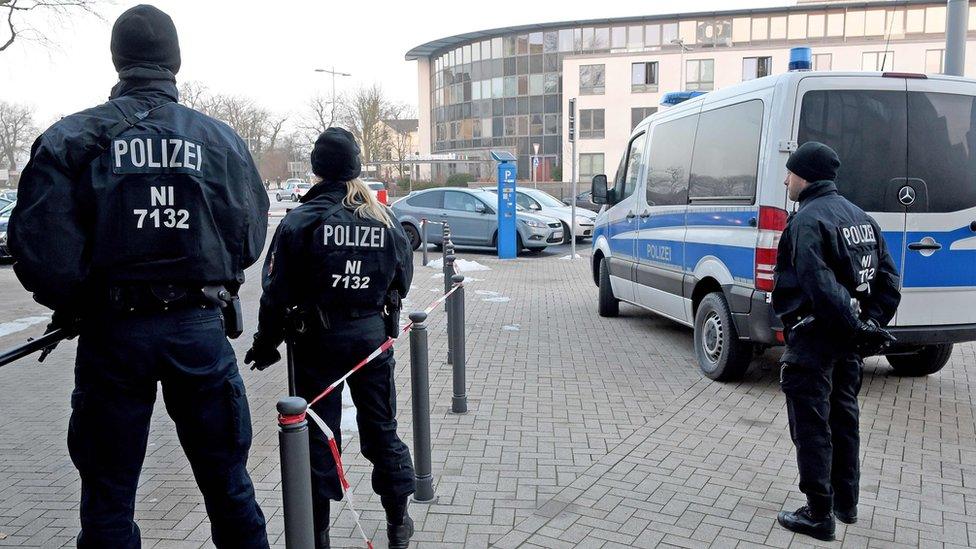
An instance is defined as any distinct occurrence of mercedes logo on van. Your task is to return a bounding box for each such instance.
[898,185,916,206]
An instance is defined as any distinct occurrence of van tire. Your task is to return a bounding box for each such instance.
[598,258,619,317]
[886,344,953,376]
[694,292,752,381]
[403,224,421,251]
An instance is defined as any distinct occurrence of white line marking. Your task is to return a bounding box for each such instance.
[0,316,51,338]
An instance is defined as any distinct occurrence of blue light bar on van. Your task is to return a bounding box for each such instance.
[789,47,812,71]
[660,91,706,106]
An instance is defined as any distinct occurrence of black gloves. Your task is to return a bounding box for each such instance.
[854,318,897,356]
[244,335,281,371]
[38,310,81,363]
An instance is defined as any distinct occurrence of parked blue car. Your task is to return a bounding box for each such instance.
[392,187,564,254]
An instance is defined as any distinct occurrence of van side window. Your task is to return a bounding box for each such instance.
[645,116,697,206]
[612,132,646,201]
[798,90,907,212]
[688,100,764,203]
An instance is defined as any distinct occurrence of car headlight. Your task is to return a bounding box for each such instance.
[576,217,594,224]
[520,219,546,228]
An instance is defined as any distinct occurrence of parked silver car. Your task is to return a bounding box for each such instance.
[392,187,563,253]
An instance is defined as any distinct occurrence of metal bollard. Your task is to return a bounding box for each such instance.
[277,397,315,549]
[450,274,468,414]
[409,312,436,503]
[421,219,429,266]
[444,253,456,363]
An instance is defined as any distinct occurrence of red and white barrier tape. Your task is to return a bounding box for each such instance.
[305,408,374,549]
[299,279,464,548]
[307,281,462,408]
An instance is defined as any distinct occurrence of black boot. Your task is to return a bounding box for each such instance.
[777,505,835,541]
[315,528,330,549]
[381,495,414,549]
[834,506,857,524]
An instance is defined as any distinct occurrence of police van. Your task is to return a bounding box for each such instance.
[590,70,976,381]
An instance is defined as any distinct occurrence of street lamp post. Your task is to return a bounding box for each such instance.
[671,39,691,91]
[313,66,352,125]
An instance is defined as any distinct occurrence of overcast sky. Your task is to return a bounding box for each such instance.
[1,0,790,129]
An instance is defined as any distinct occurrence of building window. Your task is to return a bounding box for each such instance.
[813,53,832,71]
[926,49,945,74]
[862,51,894,71]
[631,62,659,92]
[579,109,605,139]
[631,107,658,130]
[580,64,606,95]
[742,57,772,80]
[579,153,605,178]
[686,59,714,91]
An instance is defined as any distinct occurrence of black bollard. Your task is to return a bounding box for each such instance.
[444,253,456,363]
[277,397,315,549]
[409,312,436,503]
[421,218,429,267]
[450,274,468,414]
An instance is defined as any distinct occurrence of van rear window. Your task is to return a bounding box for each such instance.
[798,90,907,213]
[907,91,976,213]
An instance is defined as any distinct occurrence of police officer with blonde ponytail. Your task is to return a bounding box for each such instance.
[246,128,415,548]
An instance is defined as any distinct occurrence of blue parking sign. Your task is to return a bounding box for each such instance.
[496,162,517,259]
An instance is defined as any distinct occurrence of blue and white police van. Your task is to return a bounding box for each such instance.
[590,70,976,381]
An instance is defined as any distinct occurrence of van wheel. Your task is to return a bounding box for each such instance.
[886,344,953,376]
[694,292,752,381]
[403,224,421,251]
[561,222,571,244]
[276,193,282,202]
[598,257,619,317]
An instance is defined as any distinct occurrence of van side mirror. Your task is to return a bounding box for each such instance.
[591,174,610,205]
[474,201,487,214]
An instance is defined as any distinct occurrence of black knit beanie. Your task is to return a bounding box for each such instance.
[786,141,840,183]
[311,128,362,183]
[111,5,181,74]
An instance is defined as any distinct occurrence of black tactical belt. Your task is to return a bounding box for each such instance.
[106,283,225,313]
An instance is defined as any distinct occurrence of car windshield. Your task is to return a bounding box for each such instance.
[0,202,14,218]
[522,190,565,208]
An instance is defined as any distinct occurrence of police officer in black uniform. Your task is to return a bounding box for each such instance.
[245,128,415,549]
[8,5,270,548]
[773,142,900,541]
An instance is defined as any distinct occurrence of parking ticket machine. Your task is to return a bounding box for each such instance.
[491,150,517,259]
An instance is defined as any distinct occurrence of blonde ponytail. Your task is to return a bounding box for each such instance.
[342,178,394,227]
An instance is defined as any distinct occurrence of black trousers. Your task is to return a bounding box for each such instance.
[69,306,269,549]
[780,352,863,515]
[293,315,415,532]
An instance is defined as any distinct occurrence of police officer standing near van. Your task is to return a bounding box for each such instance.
[8,5,270,548]
[245,128,415,549]
[773,142,900,541]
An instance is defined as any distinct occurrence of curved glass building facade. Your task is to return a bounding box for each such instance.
[407,0,970,181]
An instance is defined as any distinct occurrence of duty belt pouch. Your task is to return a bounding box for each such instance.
[224,295,244,339]
[383,292,401,338]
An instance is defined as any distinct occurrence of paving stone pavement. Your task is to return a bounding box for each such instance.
[0,241,973,548]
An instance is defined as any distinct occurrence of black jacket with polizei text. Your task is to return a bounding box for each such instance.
[772,180,901,361]
[8,65,269,312]
[254,184,414,349]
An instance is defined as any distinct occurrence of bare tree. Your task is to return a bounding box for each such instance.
[384,103,417,181]
[0,100,36,172]
[178,81,213,112]
[0,0,101,53]
[299,93,345,140]
[342,84,392,172]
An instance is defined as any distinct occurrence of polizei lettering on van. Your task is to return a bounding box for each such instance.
[112,135,204,175]
[840,223,877,248]
[322,223,386,249]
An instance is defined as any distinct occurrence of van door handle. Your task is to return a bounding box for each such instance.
[639,210,651,219]
[626,211,636,220]
[908,241,942,251]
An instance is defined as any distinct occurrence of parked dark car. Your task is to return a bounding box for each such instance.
[0,201,13,260]
[391,187,563,254]
[573,191,602,213]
